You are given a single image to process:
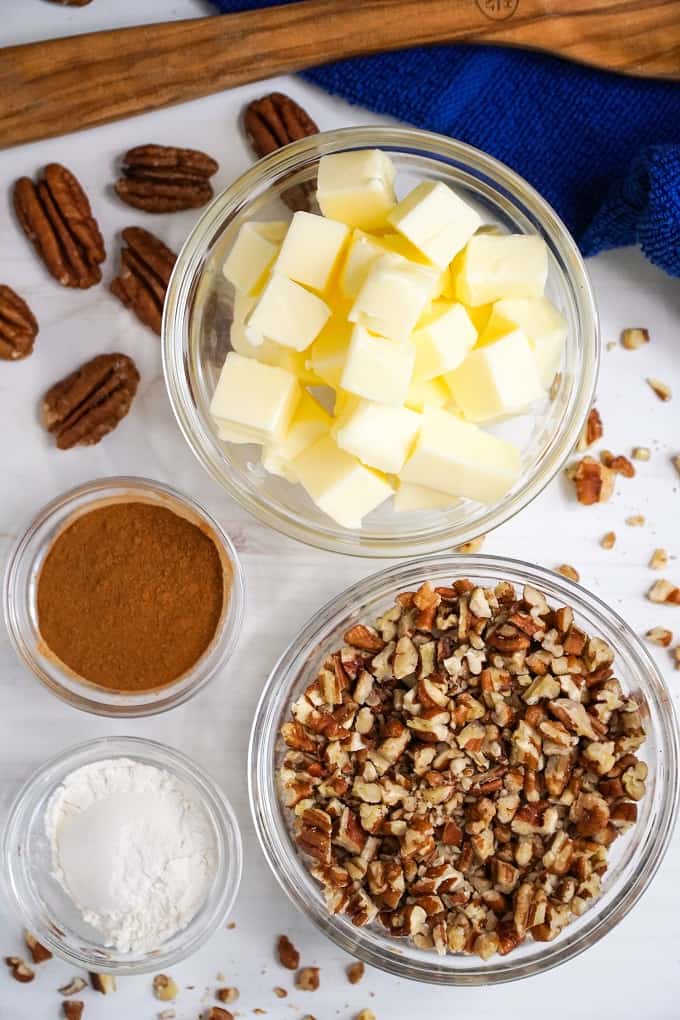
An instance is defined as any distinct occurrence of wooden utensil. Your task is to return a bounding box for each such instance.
[1,0,678,149]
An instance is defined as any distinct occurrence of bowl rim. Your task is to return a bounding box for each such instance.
[162,125,599,559]
[2,475,246,718]
[1,735,243,975]
[248,552,679,984]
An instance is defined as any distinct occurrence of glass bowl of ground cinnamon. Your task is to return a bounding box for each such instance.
[3,477,245,716]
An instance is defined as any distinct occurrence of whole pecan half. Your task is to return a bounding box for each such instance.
[14,164,105,288]
[0,285,38,360]
[110,227,177,335]
[243,92,319,211]
[114,144,218,213]
[42,352,139,450]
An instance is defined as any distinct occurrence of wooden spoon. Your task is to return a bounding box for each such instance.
[1,0,678,149]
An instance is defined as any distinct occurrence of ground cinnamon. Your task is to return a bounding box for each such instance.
[37,500,225,692]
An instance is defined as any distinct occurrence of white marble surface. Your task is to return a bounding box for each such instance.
[2,2,680,1017]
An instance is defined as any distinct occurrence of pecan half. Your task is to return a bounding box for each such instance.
[42,352,139,450]
[243,93,318,211]
[110,227,176,335]
[14,164,105,288]
[0,285,38,360]
[115,144,218,213]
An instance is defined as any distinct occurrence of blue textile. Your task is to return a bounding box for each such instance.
[212,0,680,276]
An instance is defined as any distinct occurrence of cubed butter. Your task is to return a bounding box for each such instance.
[348,255,437,342]
[333,399,421,474]
[216,420,268,445]
[293,434,394,528]
[340,324,415,406]
[339,230,402,299]
[275,211,349,293]
[481,297,567,388]
[316,149,397,231]
[404,375,449,413]
[246,274,330,352]
[445,329,544,422]
[210,351,300,442]
[387,181,481,269]
[412,301,477,381]
[455,234,548,306]
[401,409,521,503]
[393,482,455,512]
[222,220,287,295]
[262,390,332,481]
[308,313,353,388]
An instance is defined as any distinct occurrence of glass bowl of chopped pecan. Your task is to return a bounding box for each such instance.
[163,126,598,557]
[249,555,678,983]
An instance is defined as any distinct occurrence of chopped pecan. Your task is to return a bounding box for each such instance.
[601,453,635,478]
[576,407,603,451]
[567,456,615,505]
[5,956,35,983]
[24,932,52,964]
[555,564,580,583]
[295,966,319,991]
[647,377,672,402]
[346,961,365,984]
[89,973,116,994]
[344,624,384,652]
[647,580,680,605]
[152,974,178,1001]
[243,93,318,211]
[646,627,673,647]
[42,352,139,449]
[110,226,177,335]
[115,144,218,213]
[276,934,299,970]
[59,977,87,996]
[0,286,38,360]
[620,327,649,350]
[14,164,105,288]
[62,1003,84,1020]
[216,987,239,1003]
[600,531,616,550]
[649,548,669,571]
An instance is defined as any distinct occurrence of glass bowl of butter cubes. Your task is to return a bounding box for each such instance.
[163,126,598,556]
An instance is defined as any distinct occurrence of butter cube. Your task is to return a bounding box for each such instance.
[308,313,353,388]
[210,352,300,442]
[456,234,548,306]
[404,375,449,413]
[401,409,521,503]
[294,435,394,528]
[340,325,415,406]
[333,399,421,474]
[275,211,349,293]
[394,482,455,512]
[316,149,397,231]
[216,421,267,445]
[246,274,330,352]
[445,329,544,422]
[348,255,437,342]
[339,230,401,299]
[262,390,332,481]
[222,220,287,295]
[482,297,567,388]
[412,301,477,381]
[387,181,481,268]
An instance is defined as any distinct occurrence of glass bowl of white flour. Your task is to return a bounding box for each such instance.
[2,737,242,974]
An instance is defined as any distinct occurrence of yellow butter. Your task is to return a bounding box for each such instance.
[262,390,332,481]
[293,434,394,528]
[246,274,330,352]
[275,211,349,293]
[393,482,455,512]
[387,180,481,269]
[404,375,449,413]
[210,351,300,442]
[455,234,548,306]
[333,398,421,474]
[222,220,287,296]
[481,297,567,389]
[316,149,397,231]
[348,255,437,343]
[412,301,477,381]
[340,324,415,406]
[445,329,544,422]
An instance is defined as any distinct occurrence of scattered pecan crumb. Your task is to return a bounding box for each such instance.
[673,455,680,478]
[555,564,580,582]
[647,377,672,402]
[601,531,616,550]
[646,627,673,647]
[647,580,680,605]
[632,447,650,461]
[89,972,116,994]
[346,961,365,984]
[602,454,635,478]
[620,327,649,350]
[205,1009,232,1020]
[59,977,87,995]
[226,922,236,929]
[576,407,603,451]
[456,535,485,554]
[253,1010,267,1015]
[302,1015,317,1020]
[626,515,646,527]
[649,548,669,571]
[4,956,35,983]
[356,1011,376,1020]
[158,1012,175,1020]
[24,932,51,964]
[277,934,300,970]
[152,975,178,1001]
[567,457,615,505]
[62,1002,84,1020]
[216,987,239,1003]
[296,967,320,991]
[273,987,287,998]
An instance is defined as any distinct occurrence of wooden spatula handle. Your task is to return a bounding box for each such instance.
[1,0,678,149]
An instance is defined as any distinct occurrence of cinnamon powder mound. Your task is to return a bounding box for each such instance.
[37,501,225,692]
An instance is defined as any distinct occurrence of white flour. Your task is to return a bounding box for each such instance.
[45,757,217,953]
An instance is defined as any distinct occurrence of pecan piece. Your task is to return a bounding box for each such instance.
[42,352,139,449]
[110,227,176,335]
[14,164,105,288]
[115,144,218,213]
[243,93,318,211]
[566,456,615,505]
[5,956,35,983]
[0,285,38,360]
[576,407,603,451]
[24,932,52,964]
[277,934,300,970]
[62,1004,84,1020]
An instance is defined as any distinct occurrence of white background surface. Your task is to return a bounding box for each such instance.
[2,2,680,1017]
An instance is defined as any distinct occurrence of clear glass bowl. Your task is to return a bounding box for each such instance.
[248,554,678,984]
[163,126,598,558]
[3,476,245,717]
[2,736,242,975]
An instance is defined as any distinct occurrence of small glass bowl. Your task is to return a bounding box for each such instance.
[3,476,245,717]
[249,554,679,985]
[163,126,598,558]
[2,736,242,975]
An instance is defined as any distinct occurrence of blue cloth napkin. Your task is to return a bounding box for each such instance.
[213,0,680,277]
